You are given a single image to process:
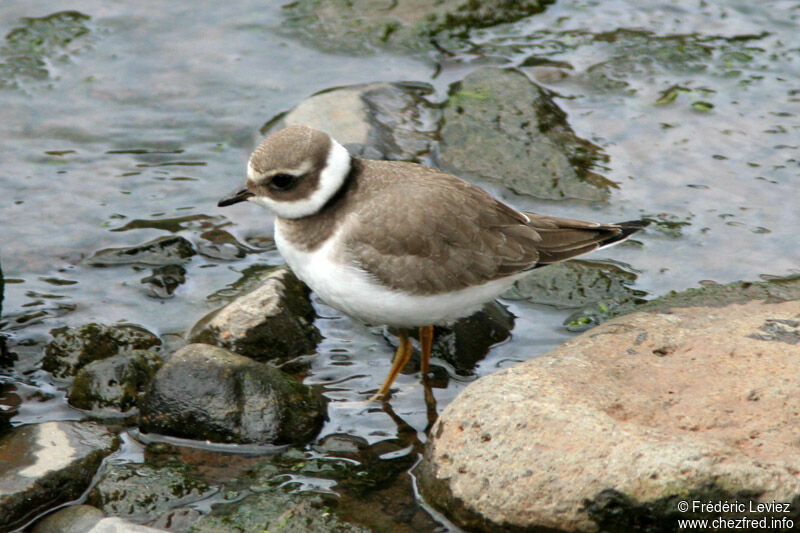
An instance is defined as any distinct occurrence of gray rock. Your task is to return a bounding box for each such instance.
[139,343,326,444]
[438,67,613,201]
[189,492,370,533]
[68,349,163,416]
[85,235,196,267]
[502,259,647,331]
[0,421,120,531]
[282,0,553,54]
[266,81,439,164]
[1,258,4,318]
[87,463,214,525]
[33,506,171,533]
[420,299,800,531]
[190,266,320,363]
[43,322,161,379]
[31,504,103,533]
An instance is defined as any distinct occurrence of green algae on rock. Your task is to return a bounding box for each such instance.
[281,0,553,55]
[43,322,161,379]
[438,67,615,201]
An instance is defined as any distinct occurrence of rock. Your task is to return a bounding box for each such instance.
[0,11,93,89]
[33,505,170,533]
[0,421,120,532]
[502,260,647,332]
[1,258,4,318]
[87,463,214,525]
[0,381,21,436]
[189,492,370,533]
[43,322,161,379]
[68,349,162,416]
[188,452,372,533]
[139,343,326,444]
[282,0,553,54]
[140,264,187,298]
[190,266,321,363]
[85,235,196,267]
[420,299,800,532]
[31,505,104,533]
[438,67,613,201]
[265,81,439,164]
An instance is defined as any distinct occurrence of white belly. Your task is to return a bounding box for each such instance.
[274,221,518,328]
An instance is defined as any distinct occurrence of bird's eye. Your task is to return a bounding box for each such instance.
[270,173,295,191]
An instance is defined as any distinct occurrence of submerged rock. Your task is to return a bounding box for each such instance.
[0,11,93,89]
[282,0,553,54]
[32,505,169,533]
[265,81,439,164]
[0,421,119,532]
[190,266,320,363]
[420,298,800,532]
[68,349,162,416]
[140,264,187,298]
[438,67,614,201]
[139,343,326,444]
[85,235,196,267]
[43,322,161,379]
[87,463,214,525]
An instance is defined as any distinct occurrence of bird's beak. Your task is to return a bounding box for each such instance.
[218,187,254,207]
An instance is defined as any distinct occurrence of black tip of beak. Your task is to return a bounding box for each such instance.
[218,188,254,207]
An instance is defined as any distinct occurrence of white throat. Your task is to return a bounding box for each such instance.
[247,138,351,219]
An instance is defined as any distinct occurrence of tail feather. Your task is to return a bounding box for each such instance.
[531,218,649,266]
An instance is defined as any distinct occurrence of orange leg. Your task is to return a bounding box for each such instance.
[371,331,413,401]
[419,325,434,377]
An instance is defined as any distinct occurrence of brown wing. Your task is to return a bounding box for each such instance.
[343,160,647,295]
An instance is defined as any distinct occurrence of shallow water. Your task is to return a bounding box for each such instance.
[1,0,798,530]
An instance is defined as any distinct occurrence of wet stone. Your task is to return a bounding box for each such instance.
[438,67,613,201]
[503,260,647,332]
[0,11,93,89]
[140,264,187,298]
[0,381,21,436]
[190,266,321,363]
[265,81,439,164]
[282,0,553,55]
[68,349,163,416]
[32,505,169,533]
[43,322,161,379]
[139,343,326,445]
[87,463,214,525]
[85,235,196,267]
[0,421,120,532]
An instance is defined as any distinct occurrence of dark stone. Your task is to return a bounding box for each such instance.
[190,266,321,363]
[438,67,613,201]
[139,343,326,445]
[43,322,161,379]
[87,463,214,525]
[0,421,119,532]
[84,235,196,267]
[68,349,163,415]
[0,381,21,436]
[140,264,187,298]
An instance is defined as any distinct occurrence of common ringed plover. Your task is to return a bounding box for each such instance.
[219,125,648,400]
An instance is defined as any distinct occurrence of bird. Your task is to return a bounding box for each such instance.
[218,125,647,400]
